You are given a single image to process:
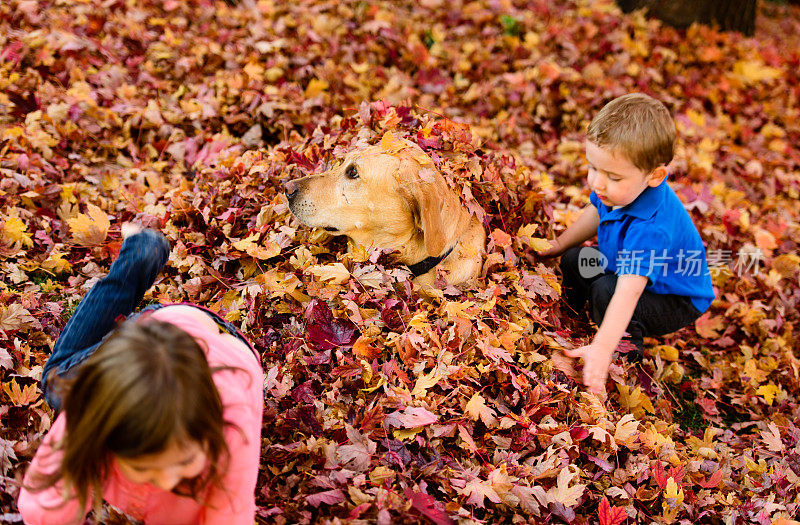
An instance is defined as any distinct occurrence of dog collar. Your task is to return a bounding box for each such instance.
[406,246,454,277]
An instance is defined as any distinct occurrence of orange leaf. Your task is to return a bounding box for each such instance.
[352,336,382,360]
[694,312,724,339]
[754,229,777,252]
[3,380,39,406]
[490,229,512,249]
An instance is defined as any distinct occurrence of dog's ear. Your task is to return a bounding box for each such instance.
[399,159,449,257]
[416,180,449,257]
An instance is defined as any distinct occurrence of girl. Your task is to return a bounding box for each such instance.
[18,226,264,525]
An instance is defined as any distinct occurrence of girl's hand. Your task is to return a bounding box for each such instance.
[564,343,614,393]
[121,223,143,239]
[536,238,564,258]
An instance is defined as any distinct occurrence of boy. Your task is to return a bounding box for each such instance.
[539,93,714,393]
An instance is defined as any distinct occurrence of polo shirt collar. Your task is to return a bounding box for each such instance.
[602,180,667,221]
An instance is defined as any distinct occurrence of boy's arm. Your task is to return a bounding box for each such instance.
[538,205,600,258]
[564,274,648,392]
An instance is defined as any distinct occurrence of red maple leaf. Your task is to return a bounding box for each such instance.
[598,497,627,525]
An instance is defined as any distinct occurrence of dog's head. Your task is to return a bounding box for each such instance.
[284,140,464,258]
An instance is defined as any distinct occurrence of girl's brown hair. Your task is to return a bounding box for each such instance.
[586,92,676,174]
[33,319,230,514]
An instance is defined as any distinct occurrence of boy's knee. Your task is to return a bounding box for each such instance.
[589,274,617,321]
[559,246,583,273]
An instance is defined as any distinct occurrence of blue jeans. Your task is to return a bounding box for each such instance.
[42,230,170,410]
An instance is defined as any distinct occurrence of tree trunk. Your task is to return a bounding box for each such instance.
[617,0,757,36]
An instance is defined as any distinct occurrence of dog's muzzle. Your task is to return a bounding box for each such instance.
[284,178,338,232]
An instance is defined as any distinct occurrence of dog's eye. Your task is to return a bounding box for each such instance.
[345,164,359,180]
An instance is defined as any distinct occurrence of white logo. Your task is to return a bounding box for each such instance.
[578,247,608,279]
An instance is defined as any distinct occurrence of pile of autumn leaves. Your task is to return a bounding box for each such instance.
[200,105,800,524]
[2,0,800,522]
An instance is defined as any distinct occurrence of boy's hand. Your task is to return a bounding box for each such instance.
[536,238,564,258]
[564,343,614,393]
[121,223,143,240]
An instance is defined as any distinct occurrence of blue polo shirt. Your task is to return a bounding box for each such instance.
[590,179,715,313]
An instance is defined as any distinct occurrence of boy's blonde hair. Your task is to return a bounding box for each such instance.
[587,93,676,174]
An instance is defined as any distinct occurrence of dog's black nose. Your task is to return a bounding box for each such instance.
[284,180,298,200]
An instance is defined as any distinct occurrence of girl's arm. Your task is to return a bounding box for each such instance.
[18,416,88,525]
[538,205,600,257]
[201,369,264,525]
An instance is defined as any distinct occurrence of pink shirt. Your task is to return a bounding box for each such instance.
[18,308,264,525]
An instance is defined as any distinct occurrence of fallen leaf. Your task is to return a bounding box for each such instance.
[463,478,502,508]
[67,203,110,246]
[306,489,345,507]
[464,393,498,427]
[385,406,438,428]
[598,496,627,525]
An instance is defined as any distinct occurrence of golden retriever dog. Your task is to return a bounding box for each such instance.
[283,140,485,286]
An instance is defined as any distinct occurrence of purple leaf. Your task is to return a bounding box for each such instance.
[381,305,404,332]
[306,489,345,507]
[305,299,359,349]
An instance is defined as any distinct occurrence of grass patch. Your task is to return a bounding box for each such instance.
[674,398,710,433]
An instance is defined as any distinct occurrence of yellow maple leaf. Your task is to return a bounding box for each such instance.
[527,237,553,252]
[756,383,780,405]
[464,393,498,427]
[304,78,329,98]
[243,61,264,79]
[686,108,706,128]
[517,223,538,241]
[1,217,33,248]
[411,369,442,398]
[617,385,655,419]
[406,312,431,331]
[231,233,281,260]
[369,466,395,486]
[522,228,551,251]
[771,253,799,278]
[443,300,475,321]
[41,250,72,274]
[732,60,782,85]
[67,204,110,246]
[664,477,684,505]
[640,423,672,453]
[1,126,24,142]
[743,359,770,386]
